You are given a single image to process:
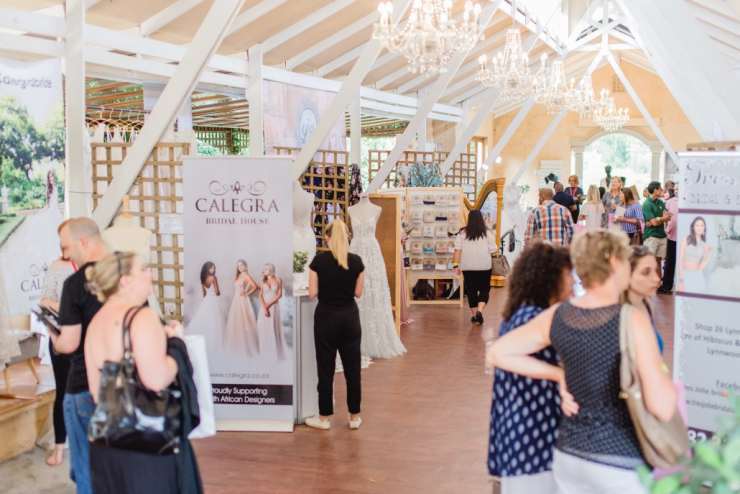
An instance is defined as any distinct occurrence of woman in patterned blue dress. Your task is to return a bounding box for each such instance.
[489,242,576,494]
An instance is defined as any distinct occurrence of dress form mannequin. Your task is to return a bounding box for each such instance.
[102,196,161,316]
[293,182,316,287]
[348,194,381,224]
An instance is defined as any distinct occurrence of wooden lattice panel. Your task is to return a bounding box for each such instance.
[91,142,188,321]
[194,126,249,155]
[368,150,478,202]
[275,147,350,252]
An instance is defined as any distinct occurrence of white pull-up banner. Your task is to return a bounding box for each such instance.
[183,156,295,432]
[674,151,740,443]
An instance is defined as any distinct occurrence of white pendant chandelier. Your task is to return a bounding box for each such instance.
[532,56,575,114]
[476,29,539,100]
[373,0,483,76]
[594,89,629,131]
[567,75,599,119]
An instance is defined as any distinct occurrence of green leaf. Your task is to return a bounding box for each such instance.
[637,465,655,488]
[723,436,740,467]
[652,476,682,494]
[697,442,725,469]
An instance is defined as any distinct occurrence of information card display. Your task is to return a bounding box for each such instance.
[675,152,740,441]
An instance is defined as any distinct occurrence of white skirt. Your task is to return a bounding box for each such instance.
[552,451,648,494]
[501,471,556,494]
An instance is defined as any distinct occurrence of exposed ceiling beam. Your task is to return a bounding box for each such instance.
[226,0,289,37]
[140,0,206,37]
[317,42,366,77]
[286,11,376,70]
[262,0,358,54]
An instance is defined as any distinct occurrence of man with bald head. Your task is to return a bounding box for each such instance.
[525,187,574,245]
[49,217,106,494]
[552,181,577,217]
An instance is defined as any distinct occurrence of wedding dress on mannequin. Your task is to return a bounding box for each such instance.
[349,195,407,359]
[293,182,316,285]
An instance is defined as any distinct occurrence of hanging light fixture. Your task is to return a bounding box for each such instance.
[373,0,483,76]
[566,75,599,119]
[532,55,575,114]
[476,28,539,100]
[593,89,630,131]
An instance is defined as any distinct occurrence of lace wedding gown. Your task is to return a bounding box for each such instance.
[350,217,407,359]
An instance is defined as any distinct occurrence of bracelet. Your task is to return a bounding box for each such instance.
[453,263,459,268]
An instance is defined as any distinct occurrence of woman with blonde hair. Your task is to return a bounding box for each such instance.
[601,176,623,228]
[84,252,202,493]
[487,230,677,493]
[307,219,366,430]
[257,263,288,364]
[224,259,259,357]
[578,185,605,230]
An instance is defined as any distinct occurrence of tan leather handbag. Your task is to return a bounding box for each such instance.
[491,251,510,278]
[618,305,689,468]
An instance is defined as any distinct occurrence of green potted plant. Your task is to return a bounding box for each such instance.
[639,394,740,493]
[293,251,309,287]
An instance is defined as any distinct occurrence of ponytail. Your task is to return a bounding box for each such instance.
[326,220,349,269]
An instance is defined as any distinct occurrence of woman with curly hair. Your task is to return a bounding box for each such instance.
[488,241,575,493]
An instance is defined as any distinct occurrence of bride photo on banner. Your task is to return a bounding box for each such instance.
[0,56,65,317]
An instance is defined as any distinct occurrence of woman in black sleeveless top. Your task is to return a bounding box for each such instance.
[487,230,676,493]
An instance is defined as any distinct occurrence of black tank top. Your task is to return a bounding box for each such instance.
[550,302,645,469]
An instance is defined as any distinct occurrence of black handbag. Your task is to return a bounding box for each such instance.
[88,307,182,455]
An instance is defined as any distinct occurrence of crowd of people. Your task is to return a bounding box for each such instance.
[526,176,679,294]
[487,229,678,493]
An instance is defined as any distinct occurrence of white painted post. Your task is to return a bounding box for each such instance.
[91,0,246,229]
[291,0,414,181]
[650,146,663,181]
[350,86,361,165]
[417,86,428,150]
[65,0,86,219]
[573,146,585,181]
[248,43,264,156]
[460,99,469,134]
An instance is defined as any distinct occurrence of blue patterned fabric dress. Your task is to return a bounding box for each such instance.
[489,305,562,477]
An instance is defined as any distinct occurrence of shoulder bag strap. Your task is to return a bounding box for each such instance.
[121,306,144,358]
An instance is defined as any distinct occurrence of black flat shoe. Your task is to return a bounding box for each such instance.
[471,316,477,323]
[476,311,484,325]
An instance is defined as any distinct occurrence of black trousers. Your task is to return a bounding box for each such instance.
[463,269,492,308]
[663,239,677,290]
[313,306,361,417]
[49,338,70,444]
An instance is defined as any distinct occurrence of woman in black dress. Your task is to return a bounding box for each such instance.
[84,252,202,494]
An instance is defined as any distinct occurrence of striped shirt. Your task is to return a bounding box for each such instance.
[525,201,574,245]
[621,202,643,234]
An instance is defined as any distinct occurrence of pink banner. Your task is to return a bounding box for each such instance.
[263,81,346,155]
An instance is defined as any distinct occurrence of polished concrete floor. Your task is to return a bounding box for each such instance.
[0,289,677,494]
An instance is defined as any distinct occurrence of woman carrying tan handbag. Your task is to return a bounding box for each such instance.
[487,229,682,493]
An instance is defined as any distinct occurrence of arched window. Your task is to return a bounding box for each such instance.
[611,75,625,93]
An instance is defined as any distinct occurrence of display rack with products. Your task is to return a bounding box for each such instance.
[379,186,466,307]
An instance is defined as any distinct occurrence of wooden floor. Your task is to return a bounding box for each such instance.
[193,290,677,494]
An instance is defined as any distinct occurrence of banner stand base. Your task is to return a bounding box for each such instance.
[216,419,294,433]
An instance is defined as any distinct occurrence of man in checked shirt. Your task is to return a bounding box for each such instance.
[525,187,575,246]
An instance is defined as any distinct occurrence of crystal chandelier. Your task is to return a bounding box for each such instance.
[476,29,541,100]
[373,0,483,76]
[566,75,599,119]
[532,55,575,114]
[593,89,629,131]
